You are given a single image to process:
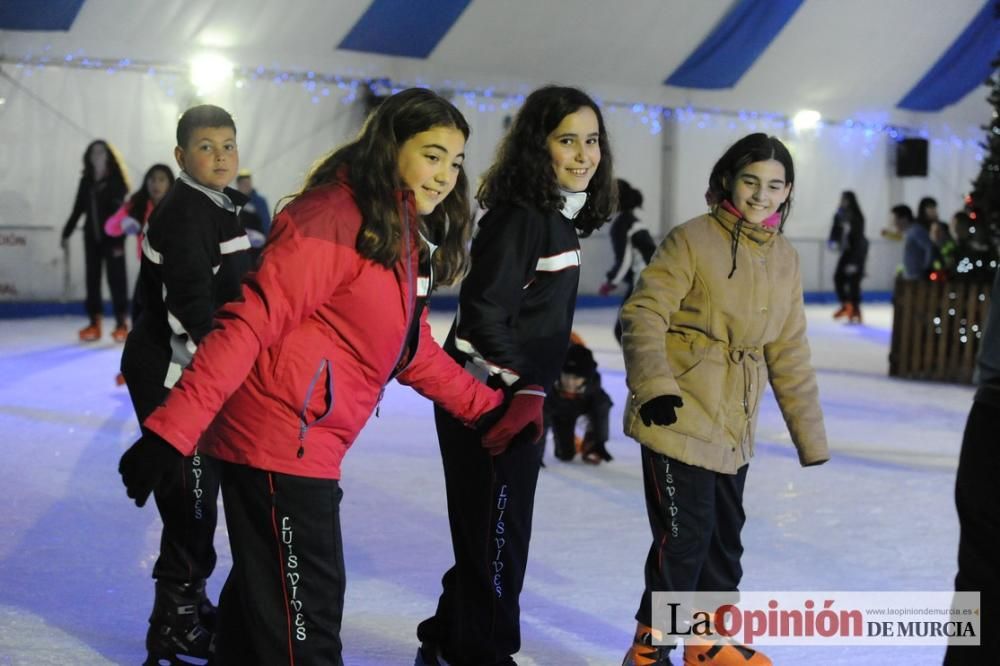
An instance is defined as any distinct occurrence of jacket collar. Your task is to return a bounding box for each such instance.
[559,190,588,219]
[710,204,778,247]
[178,171,248,212]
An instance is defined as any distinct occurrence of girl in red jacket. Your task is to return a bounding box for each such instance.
[118,88,538,665]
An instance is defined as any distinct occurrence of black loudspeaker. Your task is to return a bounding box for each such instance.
[896,138,928,177]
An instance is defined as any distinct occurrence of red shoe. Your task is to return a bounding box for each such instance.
[848,305,862,325]
[832,303,848,319]
[115,372,126,386]
[111,324,128,343]
[78,320,101,342]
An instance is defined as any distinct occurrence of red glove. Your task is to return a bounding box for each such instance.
[598,282,617,296]
[482,385,546,456]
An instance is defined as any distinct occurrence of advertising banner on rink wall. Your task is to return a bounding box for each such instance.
[0,225,64,301]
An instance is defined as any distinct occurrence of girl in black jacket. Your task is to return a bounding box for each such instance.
[828,190,868,323]
[416,85,616,666]
[61,139,131,341]
[601,178,657,344]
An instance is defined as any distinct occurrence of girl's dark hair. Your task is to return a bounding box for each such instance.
[617,178,643,211]
[707,132,795,229]
[477,85,615,236]
[917,196,938,227]
[81,139,131,192]
[128,164,175,221]
[298,88,472,285]
[840,190,865,237]
[176,105,236,149]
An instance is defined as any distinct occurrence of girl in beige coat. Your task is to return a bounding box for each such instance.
[620,133,829,666]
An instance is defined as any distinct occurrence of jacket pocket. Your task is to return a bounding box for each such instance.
[298,358,335,442]
[268,334,336,435]
[665,335,724,441]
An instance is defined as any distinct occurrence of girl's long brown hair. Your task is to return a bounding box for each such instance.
[298,88,473,286]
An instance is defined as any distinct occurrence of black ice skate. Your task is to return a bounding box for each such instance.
[144,581,214,665]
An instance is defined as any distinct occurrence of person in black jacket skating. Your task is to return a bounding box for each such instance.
[60,139,131,341]
[119,104,252,665]
[599,178,656,345]
[828,190,868,323]
[416,85,617,666]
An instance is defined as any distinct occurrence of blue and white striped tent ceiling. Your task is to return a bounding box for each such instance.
[2,0,997,125]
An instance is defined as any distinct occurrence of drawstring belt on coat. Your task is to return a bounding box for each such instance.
[728,345,762,461]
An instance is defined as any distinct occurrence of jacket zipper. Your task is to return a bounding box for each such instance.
[377,200,418,416]
[297,358,334,458]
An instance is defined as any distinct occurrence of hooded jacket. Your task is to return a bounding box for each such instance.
[143,179,502,479]
[621,206,829,473]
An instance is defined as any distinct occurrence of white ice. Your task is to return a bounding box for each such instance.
[0,305,973,665]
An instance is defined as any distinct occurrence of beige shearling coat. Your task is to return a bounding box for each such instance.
[621,206,829,473]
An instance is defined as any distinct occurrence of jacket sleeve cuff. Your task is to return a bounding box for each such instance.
[629,377,681,408]
[141,418,198,457]
[510,377,544,394]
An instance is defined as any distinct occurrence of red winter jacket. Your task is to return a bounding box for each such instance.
[143,179,503,479]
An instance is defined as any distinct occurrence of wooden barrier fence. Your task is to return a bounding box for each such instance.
[889,277,993,383]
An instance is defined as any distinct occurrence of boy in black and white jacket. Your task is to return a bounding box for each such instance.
[119,104,251,666]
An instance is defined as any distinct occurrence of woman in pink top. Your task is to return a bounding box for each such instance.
[106,164,173,382]
[105,163,175,260]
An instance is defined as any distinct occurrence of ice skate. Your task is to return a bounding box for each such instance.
[111,322,129,342]
[622,623,674,665]
[78,316,101,342]
[143,581,214,666]
[582,438,613,464]
[683,638,771,665]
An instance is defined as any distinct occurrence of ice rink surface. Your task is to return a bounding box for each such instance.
[0,304,974,664]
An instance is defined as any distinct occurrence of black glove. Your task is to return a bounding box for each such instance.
[118,431,182,507]
[638,395,684,427]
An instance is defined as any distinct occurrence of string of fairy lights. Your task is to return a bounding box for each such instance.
[0,49,987,162]
[2,50,994,367]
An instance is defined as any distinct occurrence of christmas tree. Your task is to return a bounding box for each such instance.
[968,54,1000,250]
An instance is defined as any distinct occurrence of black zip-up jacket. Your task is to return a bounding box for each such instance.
[62,176,127,244]
[444,202,582,391]
[124,176,251,390]
[828,210,869,267]
[605,210,656,288]
[975,267,1000,407]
